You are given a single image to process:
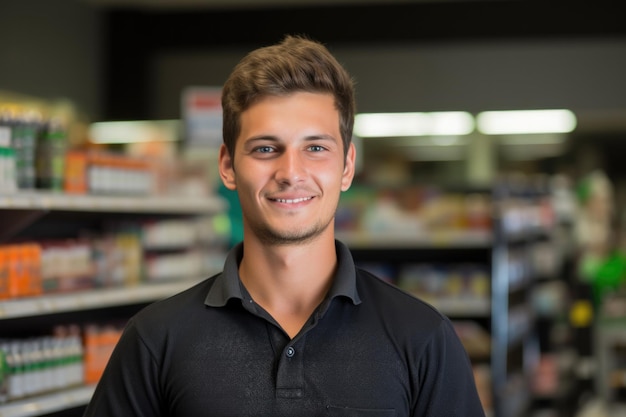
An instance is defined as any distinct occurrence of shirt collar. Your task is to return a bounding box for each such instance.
[204,240,361,307]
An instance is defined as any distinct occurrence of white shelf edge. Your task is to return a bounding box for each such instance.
[431,298,491,317]
[0,191,226,214]
[0,279,205,319]
[0,385,95,417]
[337,230,492,249]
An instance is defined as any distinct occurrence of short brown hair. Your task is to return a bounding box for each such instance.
[221,35,355,161]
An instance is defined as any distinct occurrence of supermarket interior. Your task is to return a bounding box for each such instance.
[1,0,626,416]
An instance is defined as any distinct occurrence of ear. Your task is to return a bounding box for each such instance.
[218,144,237,191]
[341,142,356,192]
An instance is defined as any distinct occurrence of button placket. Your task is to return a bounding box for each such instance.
[276,337,305,399]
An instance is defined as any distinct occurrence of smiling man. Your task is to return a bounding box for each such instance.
[83,35,486,417]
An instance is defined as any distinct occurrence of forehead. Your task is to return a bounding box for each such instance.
[239,92,339,134]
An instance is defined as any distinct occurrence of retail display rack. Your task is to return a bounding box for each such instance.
[337,178,565,417]
[0,191,227,417]
[0,178,572,417]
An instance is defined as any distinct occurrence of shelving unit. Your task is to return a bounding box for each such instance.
[596,299,626,406]
[490,226,540,417]
[0,280,206,320]
[0,385,95,417]
[337,179,563,417]
[0,191,227,416]
[340,230,495,413]
[338,231,493,319]
[491,179,561,417]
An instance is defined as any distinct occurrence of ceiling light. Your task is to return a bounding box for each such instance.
[89,120,181,144]
[354,111,474,137]
[476,109,577,135]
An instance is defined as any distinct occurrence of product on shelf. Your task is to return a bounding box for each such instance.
[0,147,17,193]
[336,184,492,243]
[41,239,99,293]
[0,112,230,413]
[0,114,16,193]
[145,250,205,282]
[0,243,42,299]
[64,150,88,194]
[142,219,199,249]
[0,107,73,193]
[396,263,490,307]
[1,110,40,191]
[83,324,123,385]
[64,150,155,196]
[0,212,230,301]
[0,325,84,404]
[35,118,68,191]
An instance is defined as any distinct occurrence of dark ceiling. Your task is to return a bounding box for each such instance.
[103,0,626,120]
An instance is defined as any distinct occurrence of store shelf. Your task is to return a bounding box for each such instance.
[0,385,95,417]
[0,185,227,416]
[0,191,226,214]
[428,297,491,317]
[0,279,205,319]
[336,229,492,249]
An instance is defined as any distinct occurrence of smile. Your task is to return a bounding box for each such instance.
[273,197,313,204]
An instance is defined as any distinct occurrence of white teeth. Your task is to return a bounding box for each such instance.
[275,197,312,204]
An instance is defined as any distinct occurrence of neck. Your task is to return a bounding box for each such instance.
[238,231,337,338]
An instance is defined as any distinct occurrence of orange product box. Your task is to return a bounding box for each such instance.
[5,243,43,298]
[25,243,43,296]
[64,150,88,194]
[83,325,123,384]
[0,246,9,299]
[7,244,23,298]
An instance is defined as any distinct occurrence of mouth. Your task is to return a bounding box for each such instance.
[270,196,314,204]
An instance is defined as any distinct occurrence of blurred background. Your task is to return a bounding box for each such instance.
[1,1,626,416]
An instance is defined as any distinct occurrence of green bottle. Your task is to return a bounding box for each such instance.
[36,118,67,191]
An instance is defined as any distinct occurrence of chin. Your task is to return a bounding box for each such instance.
[257,225,326,246]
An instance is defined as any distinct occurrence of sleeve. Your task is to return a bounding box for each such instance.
[83,319,164,417]
[411,318,486,417]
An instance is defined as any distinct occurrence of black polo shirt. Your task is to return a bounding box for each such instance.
[84,241,485,417]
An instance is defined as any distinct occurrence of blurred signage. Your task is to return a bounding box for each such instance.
[182,87,222,149]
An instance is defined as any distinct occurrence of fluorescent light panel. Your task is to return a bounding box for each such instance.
[354,111,474,137]
[477,109,576,135]
[90,120,181,144]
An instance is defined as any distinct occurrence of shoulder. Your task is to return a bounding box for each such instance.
[355,267,444,317]
[130,275,219,335]
[354,267,453,339]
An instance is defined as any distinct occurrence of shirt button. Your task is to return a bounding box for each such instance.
[286,346,295,358]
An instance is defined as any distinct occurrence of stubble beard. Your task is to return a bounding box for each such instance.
[250,214,335,246]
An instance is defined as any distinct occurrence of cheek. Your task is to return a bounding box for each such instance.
[236,168,269,200]
[319,169,345,195]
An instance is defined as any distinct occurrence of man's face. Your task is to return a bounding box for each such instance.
[219,92,355,245]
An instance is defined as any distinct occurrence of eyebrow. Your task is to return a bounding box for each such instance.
[304,134,339,142]
[242,134,339,147]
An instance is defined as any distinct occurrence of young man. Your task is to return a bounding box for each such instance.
[83,35,486,417]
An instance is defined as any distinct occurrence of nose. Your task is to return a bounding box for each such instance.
[274,148,305,185]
